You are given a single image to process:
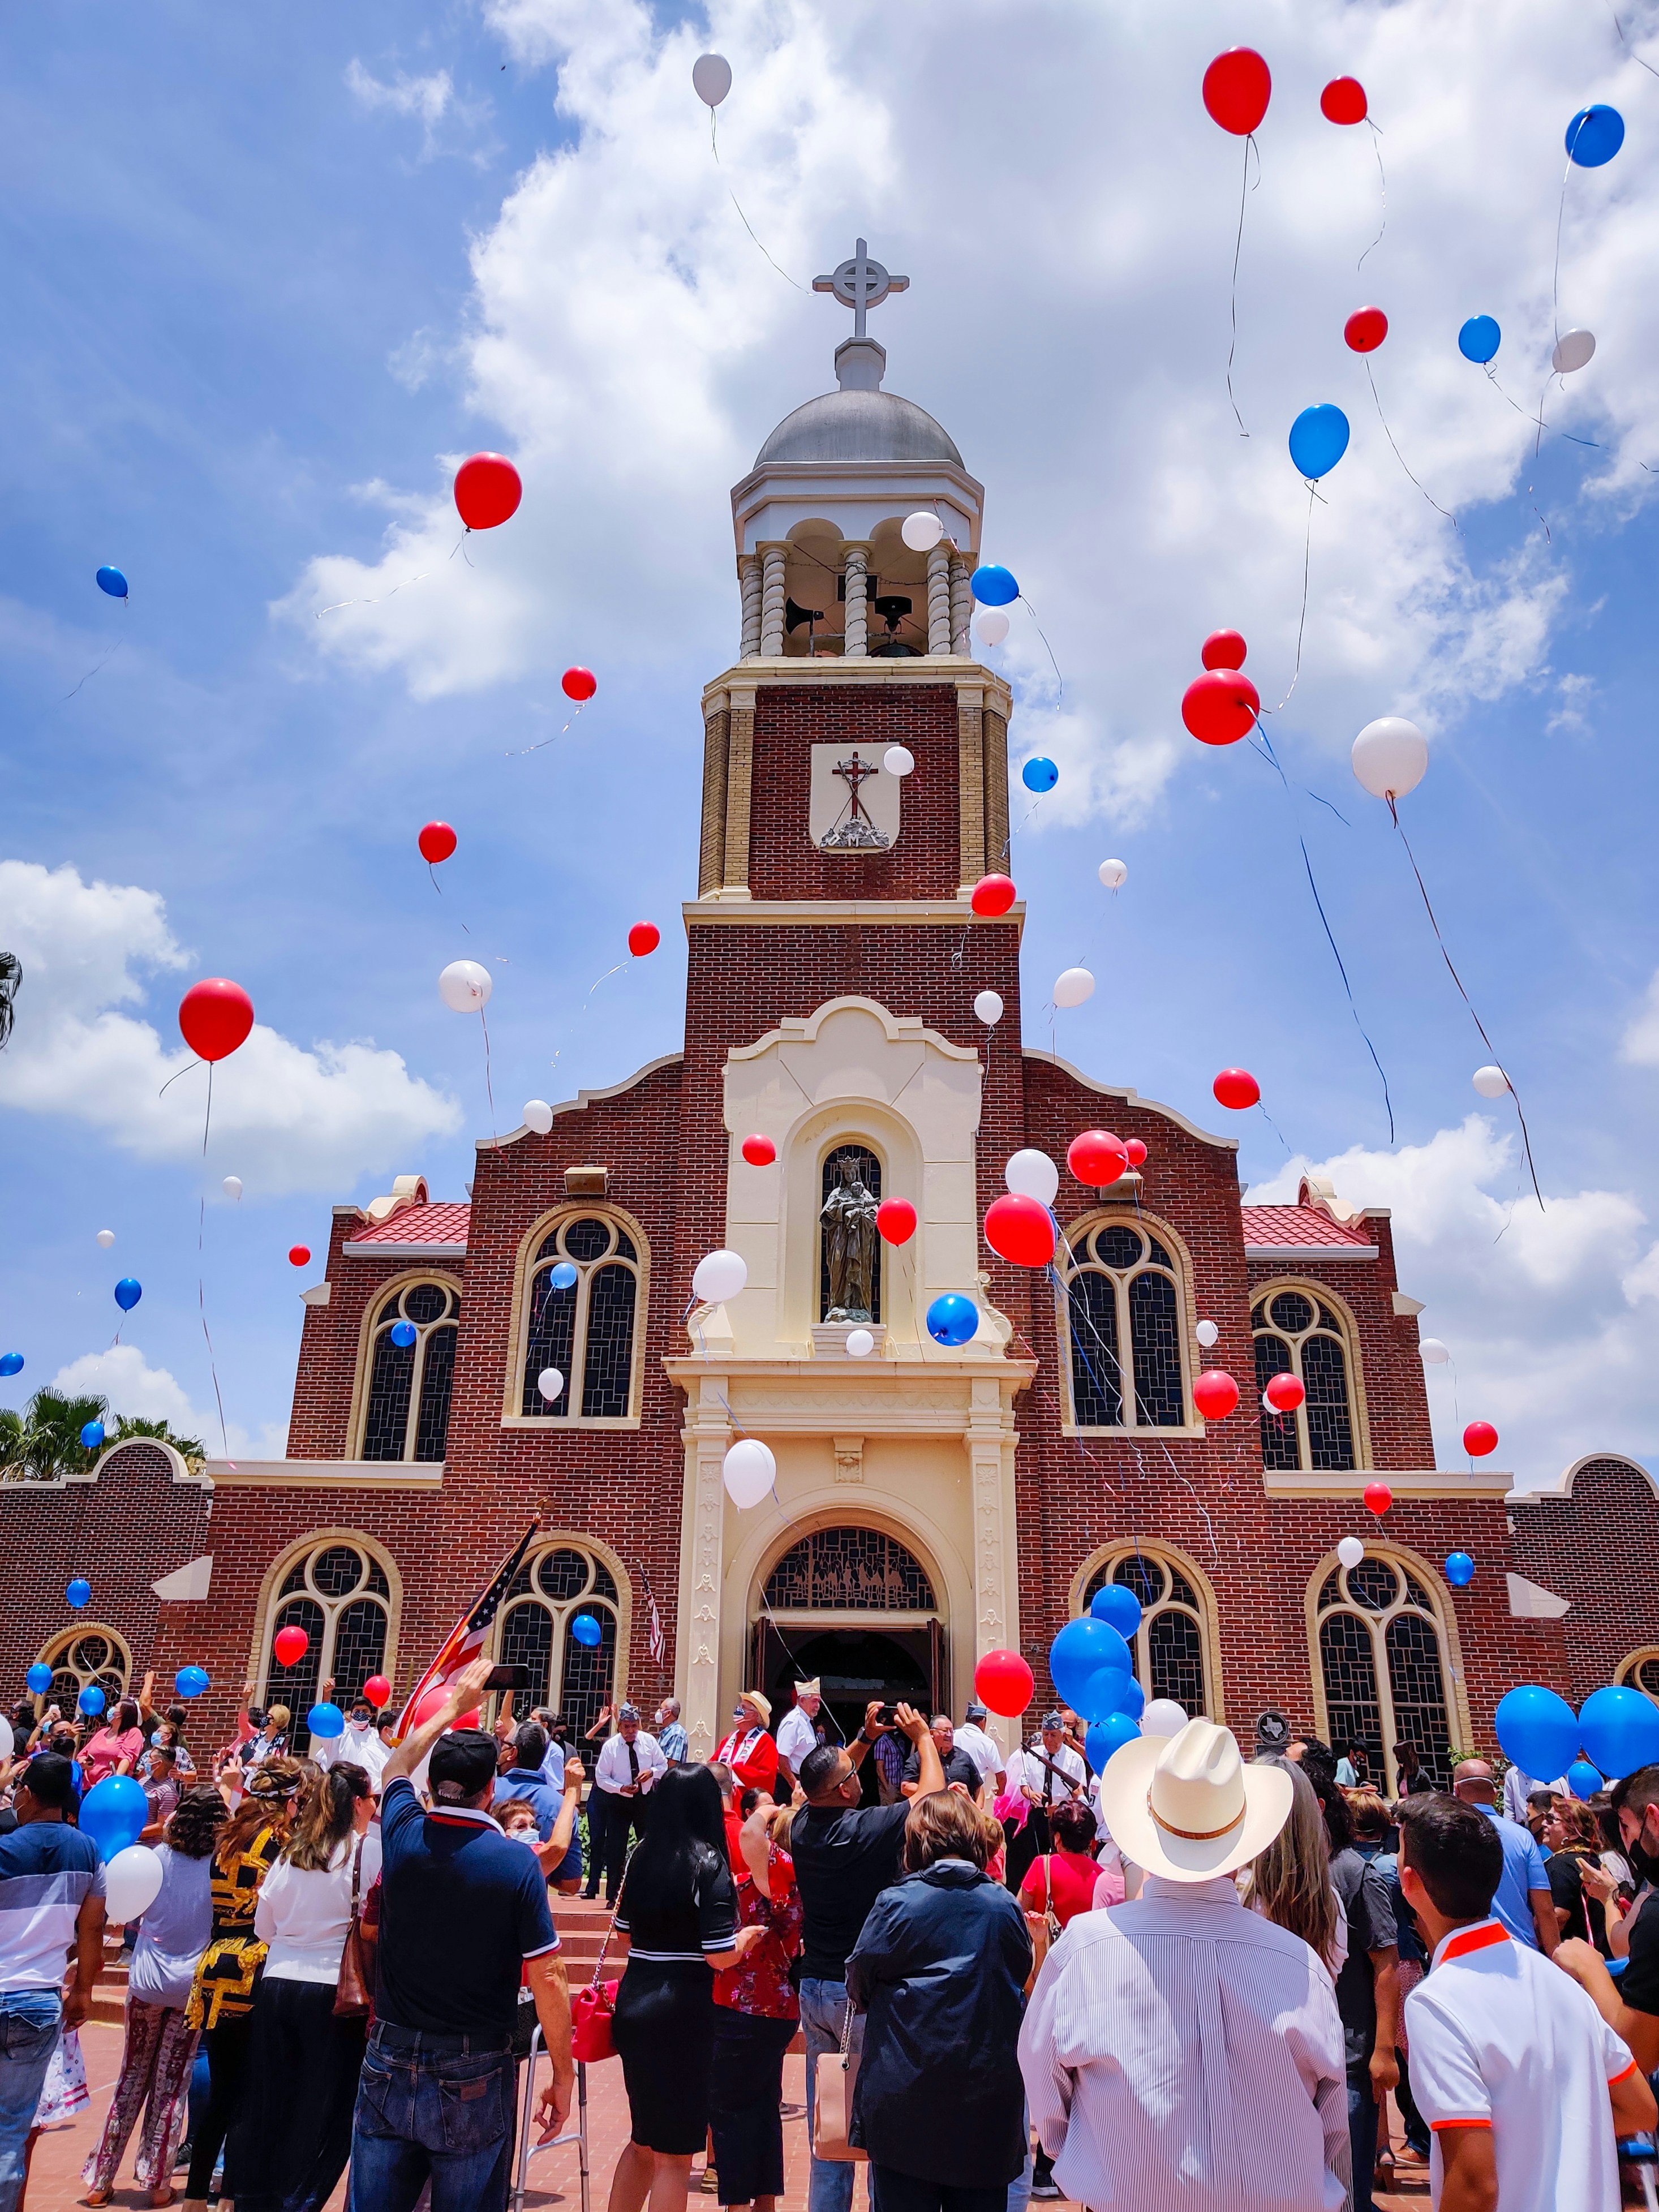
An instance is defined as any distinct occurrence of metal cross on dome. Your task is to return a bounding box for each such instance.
[813,238,909,340]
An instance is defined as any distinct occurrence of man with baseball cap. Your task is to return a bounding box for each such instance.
[1019,1719,1350,2209]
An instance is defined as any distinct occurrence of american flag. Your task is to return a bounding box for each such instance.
[388,1522,537,1743]
[638,1560,666,1668]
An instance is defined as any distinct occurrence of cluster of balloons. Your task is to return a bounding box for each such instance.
[1182,630,1259,748]
[1497,1681,1659,1786]
[1050,1602,1146,1766]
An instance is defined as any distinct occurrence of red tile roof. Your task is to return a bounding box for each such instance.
[345,1202,471,1247]
[1241,1204,1376,1250]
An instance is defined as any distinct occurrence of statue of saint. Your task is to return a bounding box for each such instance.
[820,1154,880,1321]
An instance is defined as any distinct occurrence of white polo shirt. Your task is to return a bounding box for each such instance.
[1404,1917,1637,2212]
[775,1704,819,1774]
[953,1721,1005,1790]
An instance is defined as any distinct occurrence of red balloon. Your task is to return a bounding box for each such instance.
[1263,1371,1305,1414]
[741,1135,776,1166]
[1181,668,1260,746]
[409,1680,479,1732]
[418,821,457,865]
[179,979,255,1063]
[983,1192,1057,1269]
[1203,47,1271,136]
[1201,629,1247,671]
[288,1245,311,1268]
[970,874,1017,917]
[273,1624,308,1668]
[1364,1480,1394,1517]
[974,1648,1034,1719]
[562,667,597,702]
[363,1674,392,1709]
[876,1197,917,1245]
[1463,1420,1498,1458]
[1212,1068,1261,1110]
[1124,1138,1147,1168]
[1193,1368,1240,1420]
[1344,307,1389,354]
[628,921,660,957]
[1067,1129,1130,1186]
[1321,76,1368,124]
[453,452,522,531]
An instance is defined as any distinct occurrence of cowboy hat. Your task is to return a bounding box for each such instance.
[1099,1717,1292,1882]
[738,1689,772,1724]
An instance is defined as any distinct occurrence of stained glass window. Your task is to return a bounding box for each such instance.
[494,1544,619,1769]
[520,1214,643,1421]
[1251,1286,1358,1472]
[1315,1554,1452,1791]
[1063,1219,1188,1431]
[764,1527,936,1612]
[820,1145,883,1323]
[262,1541,392,1753]
[361,1280,459,1462]
[35,1628,130,1716]
[1622,1653,1659,1700]
[1080,1549,1213,1719]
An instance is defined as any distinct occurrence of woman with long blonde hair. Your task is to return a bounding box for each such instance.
[1239,1756,1343,1975]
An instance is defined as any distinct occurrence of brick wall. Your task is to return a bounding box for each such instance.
[1511,1457,1659,1702]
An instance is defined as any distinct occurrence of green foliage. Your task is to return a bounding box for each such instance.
[0,1388,205,1481]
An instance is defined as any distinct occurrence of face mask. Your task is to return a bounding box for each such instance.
[1628,1815,1659,1886]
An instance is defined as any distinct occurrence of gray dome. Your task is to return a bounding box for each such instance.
[755,388,963,469]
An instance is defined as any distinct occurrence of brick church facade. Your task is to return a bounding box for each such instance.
[6,257,1656,1786]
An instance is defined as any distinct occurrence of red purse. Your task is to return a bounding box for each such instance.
[571,1852,630,2063]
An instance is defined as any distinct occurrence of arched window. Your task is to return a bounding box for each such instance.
[1313,1552,1451,1792]
[820,1144,883,1324]
[494,1545,620,1759]
[1062,1219,1186,1429]
[519,1214,642,1420]
[1253,1286,1358,1471]
[361,1279,459,1462]
[263,1539,393,1751]
[764,1527,935,1611]
[1082,1550,1213,1717]
[33,1626,130,1716]
[1618,1651,1659,1702]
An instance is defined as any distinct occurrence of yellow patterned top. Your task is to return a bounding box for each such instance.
[184,1825,281,2030]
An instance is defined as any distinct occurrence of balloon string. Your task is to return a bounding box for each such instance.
[1606,2,1659,77]
[1225,135,1256,437]
[1261,481,1318,715]
[61,641,123,702]
[158,1057,205,1099]
[1387,797,1544,1208]
[478,1003,499,1142]
[1017,595,1064,703]
[506,699,589,758]
[1551,150,1574,347]
[1364,359,1459,526]
[198,1062,231,1460]
[316,572,432,619]
[708,102,807,293]
[548,959,629,1076]
[1357,120,1387,271]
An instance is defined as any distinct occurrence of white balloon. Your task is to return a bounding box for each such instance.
[1472,1065,1510,1098]
[901,511,944,552]
[1351,716,1428,801]
[691,52,732,106]
[1053,966,1095,1008]
[1142,1699,1188,1739]
[1419,1338,1451,1365]
[975,611,1009,647]
[439,959,492,1012]
[882,745,915,778]
[96,1229,115,1248]
[1098,858,1128,890]
[1195,1318,1219,1348]
[104,1843,164,1923]
[1004,1148,1059,1205]
[537,1368,565,1402]
[723,1437,776,1508]
[973,990,1004,1026]
[693,1248,749,1304]
[1336,1536,1365,1570]
[846,1328,875,1358]
[222,1176,243,1201]
[1553,327,1596,374]
[523,1100,554,1136]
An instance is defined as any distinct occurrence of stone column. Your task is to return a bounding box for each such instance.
[926,543,952,655]
[738,555,762,660]
[966,1377,1020,1753]
[677,1375,734,1759]
[957,682,986,892]
[758,546,787,658]
[983,706,1010,870]
[699,702,730,897]
[950,555,973,656]
[723,687,755,895]
[843,544,870,658]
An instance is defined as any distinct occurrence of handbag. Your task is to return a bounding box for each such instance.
[1023,1857,1061,1996]
[333,1839,373,2020]
[570,1850,630,2064]
[811,2000,866,2163]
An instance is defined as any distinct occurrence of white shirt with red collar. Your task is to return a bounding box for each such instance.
[1404,1915,1637,2212]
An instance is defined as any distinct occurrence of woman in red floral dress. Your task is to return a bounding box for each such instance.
[708,1792,803,2212]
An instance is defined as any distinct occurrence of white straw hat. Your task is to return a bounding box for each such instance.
[1098,1718,1293,1882]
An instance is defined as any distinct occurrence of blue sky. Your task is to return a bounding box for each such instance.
[3,0,1659,1483]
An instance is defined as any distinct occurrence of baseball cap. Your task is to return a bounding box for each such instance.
[429,1727,500,1802]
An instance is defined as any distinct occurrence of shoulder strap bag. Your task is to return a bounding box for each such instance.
[570,1848,633,2064]
[333,1837,373,2019]
[811,1998,866,2163]
[1023,1855,1061,1995]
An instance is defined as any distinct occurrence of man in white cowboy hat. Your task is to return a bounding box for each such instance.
[775,1679,823,1788]
[1019,1719,1351,2211]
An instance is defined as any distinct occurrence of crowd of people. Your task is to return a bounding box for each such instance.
[3,1665,1659,2212]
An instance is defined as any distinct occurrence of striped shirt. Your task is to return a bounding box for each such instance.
[0,1820,106,1991]
[1018,1874,1351,2211]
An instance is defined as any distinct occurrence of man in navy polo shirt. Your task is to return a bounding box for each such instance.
[350,1659,574,2212]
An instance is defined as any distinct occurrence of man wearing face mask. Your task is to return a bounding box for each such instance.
[1555,1763,1659,2076]
[312,1679,390,1788]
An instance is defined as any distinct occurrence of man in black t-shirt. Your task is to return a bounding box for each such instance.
[900,1715,983,1801]
[792,1702,943,2212]
[1555,1762,1659,2077]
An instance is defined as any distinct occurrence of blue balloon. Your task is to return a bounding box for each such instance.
[389,1320,417,1348]
[1494,1684,1579,1781]
[1115,1675,1146,1721]
[1085,1713,1142,1770]
[1458,314,1501,366]
[1049,1617,1133,1715]
[1444,1552,1475,1588]
[96,565,129,599]
[114,1278,142,1313]
[80,1772,147,1855]
[970,564,1019,607]
[1090,1584,1144,1639]
[1579,1685,1659,1781]
[0,1352,22,1377]
[571,1612,602,1648]
[66,1578,92,1609]
[174,1664,210,1700]
[80,1420,105,1450]
[78,1684,106,1716]
[1566,104,1624,167]
[25,1663,53,1695]
[1076,1665,1132,1723]
[925,1293,978,1347]
[550,1262,578,1291]
[307,1702,346,1741]
[1288,404,1351,481]
[1567,1758,1605,1800]
[1021,757,1059,793]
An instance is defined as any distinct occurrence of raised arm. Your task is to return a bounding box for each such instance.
[380,1657,497,1790]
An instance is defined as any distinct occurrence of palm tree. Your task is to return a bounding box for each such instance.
[111,1412,207,1470]
[0,1390,205,1481]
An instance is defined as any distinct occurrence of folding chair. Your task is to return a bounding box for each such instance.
[512,2029,590,2212]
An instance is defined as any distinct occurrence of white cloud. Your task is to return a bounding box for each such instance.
[346,58,454,128]
[48,1344,285,1459]
[0,860,462,1193]
[1620,970,1659,1066]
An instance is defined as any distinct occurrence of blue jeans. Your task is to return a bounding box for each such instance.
[1347,2072,1379,2212]
[348,2022,515,2212]
[0,1992,62,2212]
[799,1977,868,2212]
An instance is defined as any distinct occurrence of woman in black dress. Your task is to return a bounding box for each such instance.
[608,1763,758,2212]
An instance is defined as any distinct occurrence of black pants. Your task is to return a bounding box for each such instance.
[230,1975,367,2212]
[603,1796,644,1902]
[708,2009,796,2204]
[1394,2041,1430,2154]
[1004,1807,1052,1896]
[186,2009,257,2201]
[582,1789,609,1898]
[870,2166,1008,2212]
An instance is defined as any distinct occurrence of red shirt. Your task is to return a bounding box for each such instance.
[1020,1849,1099,1928]
[714,1849,802,2020]
[715,1725,779,1798]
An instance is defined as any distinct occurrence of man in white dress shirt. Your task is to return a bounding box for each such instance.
[1020,1719,1351,2212]
[592,1704,666,1903]
[775,1680,823,1788]
[1004,1713,1088,1893]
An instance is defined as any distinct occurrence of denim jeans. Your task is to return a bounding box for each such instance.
[1347,2072,1380,2212]
[798,1977,868,2212]
[348,2022,515,2212]
[0,1991,63,2212]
